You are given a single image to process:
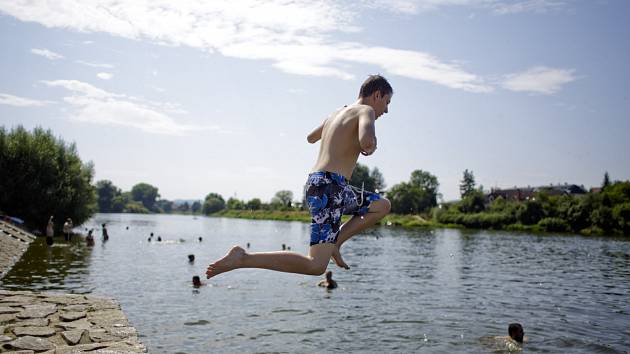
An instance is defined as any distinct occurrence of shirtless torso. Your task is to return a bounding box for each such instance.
[308,98,388,179]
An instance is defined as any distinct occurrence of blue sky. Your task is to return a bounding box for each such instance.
[1,1,629,202]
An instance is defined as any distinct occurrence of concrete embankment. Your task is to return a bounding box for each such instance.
[0,220,36,280]
[0,220,147,353]
[0,290,147,353]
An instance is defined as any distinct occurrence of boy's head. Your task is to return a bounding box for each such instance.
[508,323,524,343]
[359,75,393,118]
[192,276,202,287]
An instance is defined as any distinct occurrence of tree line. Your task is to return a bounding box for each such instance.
[1,125,628,236]
[435,169,630,236]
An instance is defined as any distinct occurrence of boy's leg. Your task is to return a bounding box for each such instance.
[206,243,334,279]
[331,198,391,268]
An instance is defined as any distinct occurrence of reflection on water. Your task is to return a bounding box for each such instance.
[2,236,93,293]
[1,213,629,353]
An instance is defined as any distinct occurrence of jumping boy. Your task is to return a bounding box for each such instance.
[206,75,393,279]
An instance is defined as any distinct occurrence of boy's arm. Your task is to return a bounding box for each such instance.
[307,119,327,144]
[358,107,377,155]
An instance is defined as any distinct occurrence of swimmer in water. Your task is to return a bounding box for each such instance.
[317,270,338,289]
[192,276,205,288]
[206,75,392,279]
[480,323,526,352]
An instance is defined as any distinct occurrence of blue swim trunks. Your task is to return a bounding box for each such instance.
[305,171,382,246]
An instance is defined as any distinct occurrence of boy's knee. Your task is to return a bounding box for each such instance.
[379,198,392,215]
[308,262,328,276]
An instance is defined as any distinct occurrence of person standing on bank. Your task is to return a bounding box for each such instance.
[46,215,54,246]
[206,75,393,279]
[63,218,73,241]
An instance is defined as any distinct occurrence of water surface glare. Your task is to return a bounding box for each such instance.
[2,214,629,353]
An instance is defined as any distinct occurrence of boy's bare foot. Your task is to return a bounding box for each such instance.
[331,246,349,269]
[206,246,246,279]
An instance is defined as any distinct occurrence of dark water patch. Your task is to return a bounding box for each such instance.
[183,319,210,326]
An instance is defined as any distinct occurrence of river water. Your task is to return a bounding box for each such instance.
[1,213,629,353]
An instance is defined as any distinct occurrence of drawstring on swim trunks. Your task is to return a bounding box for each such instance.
[348,182,365,207]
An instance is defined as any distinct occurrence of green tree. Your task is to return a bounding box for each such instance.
[459,169,476,198]
[124,201,149,213]
[111,192,131,213]
[0,126,96,231]
[516,200,545,225]
[350,163,386,192]
[131,183,160,212]
[613,203,630,235]
[602,171,611,190]
[272,190,293,208]
[370,167,386,192]
[410,170,439,203]
[203,193,225,214]
[178,202,190,213]
[95,180,120,212]
[459,189,486,213]
[387,170,439,214]
[227,197,245,210]
[191,201,202,214]
[156,199,173,213]
[246,198,262,210]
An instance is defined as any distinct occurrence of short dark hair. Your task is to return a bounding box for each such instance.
[359,75,393,98]
[508,323,524,343]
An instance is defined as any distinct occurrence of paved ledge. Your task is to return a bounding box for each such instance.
[0,290,146,353]
[0,221,36,280]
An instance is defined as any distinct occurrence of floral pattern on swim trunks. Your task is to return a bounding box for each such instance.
[305,171,381,246]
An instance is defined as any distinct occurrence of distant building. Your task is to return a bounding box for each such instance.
[488,184,587,202]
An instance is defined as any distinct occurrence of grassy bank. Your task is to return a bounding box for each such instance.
[211,209,622,236]
[213,209,446,228]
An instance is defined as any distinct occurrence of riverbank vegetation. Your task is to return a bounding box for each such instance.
[94,163,629,236]
[0,126,96,232]
[3,126,627,236]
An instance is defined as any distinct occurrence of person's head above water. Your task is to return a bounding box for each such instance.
[188,254,195,262]
[508,323,524,343]
[192,276,202,287]
[358,74,393,119]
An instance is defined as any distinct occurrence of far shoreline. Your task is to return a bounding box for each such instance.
[206,210,626,238]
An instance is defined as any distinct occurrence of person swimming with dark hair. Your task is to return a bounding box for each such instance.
[480,323,526,352]
[508,323,524,343]
[192,276,204,288]
[317,270,338,289]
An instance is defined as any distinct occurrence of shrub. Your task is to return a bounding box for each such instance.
[537,217,570,232]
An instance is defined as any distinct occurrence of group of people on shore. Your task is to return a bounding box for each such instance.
[45,215,108,246]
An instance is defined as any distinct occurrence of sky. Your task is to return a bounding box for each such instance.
[1,0,629,203]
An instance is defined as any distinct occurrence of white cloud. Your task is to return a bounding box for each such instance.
[491,0,565,14]
[40,80,216,135]
[364,0,565,14]
[30,48,64,60]
[0,93,54,107]
[75,60,115,69]
[502,66,576,94]
[96,72,113,80]
[0,1,491,92]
